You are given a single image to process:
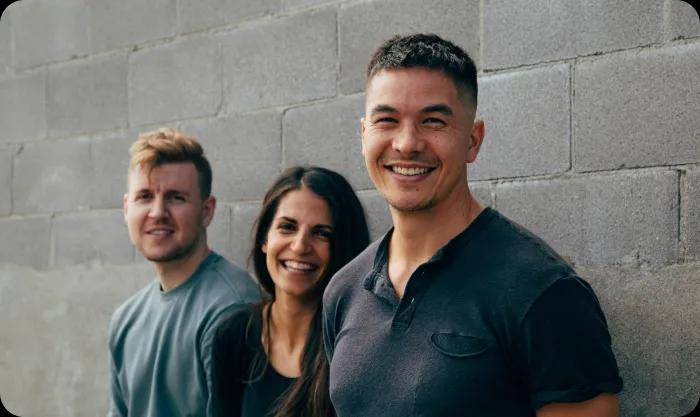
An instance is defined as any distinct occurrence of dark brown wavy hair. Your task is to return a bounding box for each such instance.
[249,166,370,417]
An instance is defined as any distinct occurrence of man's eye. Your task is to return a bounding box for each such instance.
[424,117,446,126]
[135,193,151,201]
[170,195,186,202]
[374,117,398,124]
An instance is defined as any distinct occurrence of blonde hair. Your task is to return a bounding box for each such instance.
[128,127,213,198]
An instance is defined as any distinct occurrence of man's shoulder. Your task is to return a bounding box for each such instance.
[324,237,382,304]
[472,209,573,273]
[197,252,259,305]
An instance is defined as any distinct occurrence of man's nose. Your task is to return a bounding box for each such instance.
[148,197,168,219]
[393,123,425,155]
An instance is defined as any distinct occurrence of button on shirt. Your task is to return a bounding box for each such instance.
[322,208,622,417]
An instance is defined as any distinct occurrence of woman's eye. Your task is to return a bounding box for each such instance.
[277,223,295,231]
[315,229,333,240]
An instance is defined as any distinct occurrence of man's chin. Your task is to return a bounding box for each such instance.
[387,197,437,213]
[142,247,194,264]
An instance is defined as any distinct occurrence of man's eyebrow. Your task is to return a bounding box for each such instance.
[369,104,398,116]
[422,104,453,116]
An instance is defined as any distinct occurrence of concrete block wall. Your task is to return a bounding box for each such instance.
[0,0,697,416]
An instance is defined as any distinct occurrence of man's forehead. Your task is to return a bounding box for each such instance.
[127,162,198,189]
[364,68,473,116]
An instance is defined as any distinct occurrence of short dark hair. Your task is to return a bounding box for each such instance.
[367,33,478,106]
[129,127,213,199]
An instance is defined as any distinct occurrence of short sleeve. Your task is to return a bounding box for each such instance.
[516,275,623,410]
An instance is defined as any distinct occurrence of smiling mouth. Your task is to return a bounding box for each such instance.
[282,260,317,272]
[388,165,435,176]
[147,229,174,236]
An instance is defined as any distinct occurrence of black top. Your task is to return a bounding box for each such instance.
[323,207,623,417]
[211,304,297,417]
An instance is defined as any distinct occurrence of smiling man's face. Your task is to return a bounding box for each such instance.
[362,67,483,213]
[123,162,214,264]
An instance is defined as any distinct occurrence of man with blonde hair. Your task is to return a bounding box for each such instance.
[108,128,258,417]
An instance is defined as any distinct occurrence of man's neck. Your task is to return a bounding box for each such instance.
[387,190,483,298]
[154,245,211,292]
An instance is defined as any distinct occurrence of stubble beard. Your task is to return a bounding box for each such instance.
[385,192,438,213]
[142,233,203,264]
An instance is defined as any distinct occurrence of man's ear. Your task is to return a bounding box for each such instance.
[466,119,485,163]
[360,117,367,156]
[202,195,216,227]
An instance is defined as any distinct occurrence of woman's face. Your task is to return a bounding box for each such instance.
[262,187,333,302]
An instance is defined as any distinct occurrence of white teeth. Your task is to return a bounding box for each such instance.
[149,230,172,236]
[392,166,430,176]
[283,260,316,271]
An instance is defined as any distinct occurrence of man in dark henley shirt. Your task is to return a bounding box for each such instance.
[322,34,622,417]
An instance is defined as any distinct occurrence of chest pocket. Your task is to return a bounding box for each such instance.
[413,331,505,416]
[430,332,489,358]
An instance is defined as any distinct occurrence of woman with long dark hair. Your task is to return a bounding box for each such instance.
[210,166,370,417]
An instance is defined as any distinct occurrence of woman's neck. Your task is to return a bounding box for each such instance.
[264,295,319,378]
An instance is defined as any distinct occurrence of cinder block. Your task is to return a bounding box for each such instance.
[357,190,391,241]
[0,262,153,417]
[574,43,700,172]
[483,0,664,69]
[179,0,279,33]
[471,64,570,180]
[0,148,11,215]
[208,203,233,262]
[13,138,92,214]
[0,216,51,267]
[283,95,371,190]
[11,0,89,69]
[664,0,700,40]
[179,111,282,201]
[53,210,133,266]
[90,131,132,209]
[0,13,10,73]
[0,70,46,143]
[222,7,336,112]
[581,263,700,417]
[129,36,221,127]
[47,53,128,137]
[686,169,700,260]
[495,170,679,267]
[88,0,177,53]
[231,202,261,269]
[339,0,480,94]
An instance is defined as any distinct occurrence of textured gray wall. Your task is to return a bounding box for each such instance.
[0,0,698,416]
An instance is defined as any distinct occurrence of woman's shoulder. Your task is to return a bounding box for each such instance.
[215,303,263,347]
